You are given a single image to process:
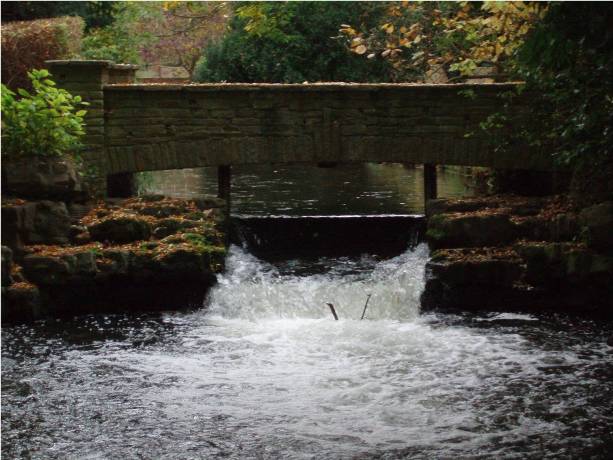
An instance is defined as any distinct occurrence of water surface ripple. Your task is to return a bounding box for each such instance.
[2,245,613,459]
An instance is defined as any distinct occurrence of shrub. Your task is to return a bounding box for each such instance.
[1,69,88,158]
[1,16,84,90]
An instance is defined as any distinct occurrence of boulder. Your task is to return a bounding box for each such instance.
[426,212,517,249]
[516,242,613,286]
[158,248,207,277]
[427,249,523,288]
[425,198,492,217]
[21,254,73,285]
[2,200,71,249]
[152,218,200,239]
[513,216,551,241]
[421,248,525,311]
[2,246,14,286]
[3,282,41,322]
[73,251,97,275]
[579,202,613,253]
[89,217,151,244]
[29,201,71,244]
[1,156,85,201]
[99,249,131,275]
[191,197,227,210]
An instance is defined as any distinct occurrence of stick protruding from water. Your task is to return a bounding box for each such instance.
[326,303,339,321]
[360,294,372,320]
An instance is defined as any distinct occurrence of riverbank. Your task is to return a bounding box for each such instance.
[1,194,227,323]
[421,195,613,316]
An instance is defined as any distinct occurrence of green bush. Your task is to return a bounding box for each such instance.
[1,69,89,158]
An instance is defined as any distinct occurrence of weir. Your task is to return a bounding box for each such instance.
[232,214,424,259]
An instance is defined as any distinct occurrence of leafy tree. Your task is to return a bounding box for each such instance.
[194,2,392,83]
[80,2,153,64]
[80,2,227,74]
[137,1,229,75]
[1,70,89,158]
[339,2,545,81]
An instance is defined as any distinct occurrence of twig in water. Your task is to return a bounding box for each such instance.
[360,294,372,320]
[326,303,339,321]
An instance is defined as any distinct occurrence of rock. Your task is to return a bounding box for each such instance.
[2,246,14,286]
[3,282,41,322]
[151,218,197,239]
[549,213,579,241]
[579,201,613,253]
[513,216,551,241]
[516,242,613,286]
[69,225,88,241]
[420,248,524,311]
[427,249,523,288]
[1,156,85,201]
[425,198,492,217]
[89,217,151,244]
[67,203,93,221]
[73,251,97,275]
[21,255,72,285]
[29,201,71,245]
[139,204,185,218]
[140,194,165,202]
[426,212,517,249]
[158,248,207,276]
[191,197,227,210]
[2,200,71,250]
[99,249,131,274]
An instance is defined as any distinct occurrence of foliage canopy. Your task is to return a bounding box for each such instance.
[194,2,392,83]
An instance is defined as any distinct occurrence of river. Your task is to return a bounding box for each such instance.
[2,164,612,458]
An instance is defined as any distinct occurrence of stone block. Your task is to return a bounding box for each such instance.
[426,212,517,249]
[22,255,72,285]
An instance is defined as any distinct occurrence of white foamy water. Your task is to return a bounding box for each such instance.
[2,245,613,459]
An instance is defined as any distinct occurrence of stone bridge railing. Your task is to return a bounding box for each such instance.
[46,60,550,198]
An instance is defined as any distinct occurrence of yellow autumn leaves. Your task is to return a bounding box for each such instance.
[340,1,546,78]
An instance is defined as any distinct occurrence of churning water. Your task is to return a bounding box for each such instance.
[2,245,613,459]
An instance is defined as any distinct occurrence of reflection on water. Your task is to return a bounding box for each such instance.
[138,163,476,216]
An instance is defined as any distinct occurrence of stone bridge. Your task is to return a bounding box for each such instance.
[47,60,551,200]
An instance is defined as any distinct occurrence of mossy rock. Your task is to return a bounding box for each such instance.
[579,201,613,253]
[3,282,41,322]
[89,217,151,244]
[22,255,72,285]
[427,213,517,249]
